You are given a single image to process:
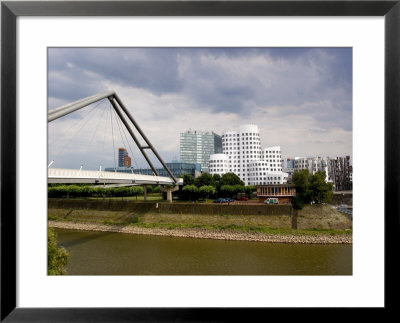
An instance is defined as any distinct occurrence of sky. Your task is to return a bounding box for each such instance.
[48,47,352,170]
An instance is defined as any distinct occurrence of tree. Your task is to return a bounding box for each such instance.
[212,174,221,184]
[291,169,334,209]
[292,169,312,204]
[131,186,144,200]
[181,174,195,186]
[244,185,256,198]
[220,185,235,197]
[194,173,215,188]
[48,228,69,275]
[182,185,199,201]
[198,185,216,200]
[219,173,245,187]
[232,184,245,196]
[309,171,334,204]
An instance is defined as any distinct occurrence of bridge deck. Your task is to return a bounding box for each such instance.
[48,168,182,186]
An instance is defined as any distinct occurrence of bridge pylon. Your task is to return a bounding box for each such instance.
[160,185,180,203]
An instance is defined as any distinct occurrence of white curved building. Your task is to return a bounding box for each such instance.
[210,124,288,185]
[208,154,229,176]
[248,146,287,185]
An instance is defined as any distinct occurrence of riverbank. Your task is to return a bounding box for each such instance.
[48,220,352,244]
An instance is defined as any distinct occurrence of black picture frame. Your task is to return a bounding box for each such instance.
[1,0,399,321]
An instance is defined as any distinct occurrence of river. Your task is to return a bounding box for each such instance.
[55,228,352,275]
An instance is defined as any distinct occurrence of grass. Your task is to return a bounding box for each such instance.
[48,203,352,236]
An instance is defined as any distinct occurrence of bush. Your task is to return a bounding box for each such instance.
[48,228,69,275]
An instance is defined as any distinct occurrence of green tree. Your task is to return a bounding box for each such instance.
[244,185,256,198]
[194,173,215,188]
[198,185,216,200]
[131,186,144,199]
[291,170,333,209]
[233,184,245,196]
[180,174,195,186]
[220,185,235,198]
[212,174,221,184]
[292,169,312,205]
[219,173,244,187]
[48,228,69,275]
[309,171,334,204]
[182,185,199,201]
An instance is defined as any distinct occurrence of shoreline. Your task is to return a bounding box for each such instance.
[49,221,352,244]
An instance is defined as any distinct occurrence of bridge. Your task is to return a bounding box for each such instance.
[48,90,183,201]
[48,168,181,186]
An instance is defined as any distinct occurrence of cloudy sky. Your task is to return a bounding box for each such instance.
[48,47,352,170]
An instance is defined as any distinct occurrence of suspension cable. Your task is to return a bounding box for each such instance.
[109,104,117,171]
[87,100,108,150]
[113,107,139,170]
[49,98,104,151]
[50,100,104,165]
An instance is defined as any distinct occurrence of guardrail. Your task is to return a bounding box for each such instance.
[48,168,183,185]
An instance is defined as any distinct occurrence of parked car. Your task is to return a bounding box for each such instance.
[214,198,227,203]
[264,198,279,205]
[225,198,234,203]
[237,197,248,201]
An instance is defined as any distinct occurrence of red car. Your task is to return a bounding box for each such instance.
[237,197,248,201]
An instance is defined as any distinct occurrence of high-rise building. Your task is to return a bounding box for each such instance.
[123,155,131,167]
[294,156,331,182]
[118,148,129,167]
[180,130,222,172]
[328,156,352,191]
[209,124,288,186]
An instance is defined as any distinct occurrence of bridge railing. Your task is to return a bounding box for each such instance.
[48,168,183,185]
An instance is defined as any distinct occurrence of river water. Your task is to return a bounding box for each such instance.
[55,228,352,275]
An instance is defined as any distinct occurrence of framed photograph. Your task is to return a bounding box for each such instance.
[1,0,399,321]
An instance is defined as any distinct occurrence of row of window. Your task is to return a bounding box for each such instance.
[251,182,280,185]
[222,138,260,143]
[222,132,259,137]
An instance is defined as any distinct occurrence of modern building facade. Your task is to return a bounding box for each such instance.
[328,156,352,191]
[180,130,222,172]
[118,148,129,168]
[209,124,288,185]
[294,156,332,182]
[208,154,229,176]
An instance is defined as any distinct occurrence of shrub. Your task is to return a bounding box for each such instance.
[48,228,69,275]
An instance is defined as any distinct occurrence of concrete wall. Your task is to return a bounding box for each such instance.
[331,192,353,206]
[48,199,292,216]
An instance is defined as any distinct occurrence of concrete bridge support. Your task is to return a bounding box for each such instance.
[160,186,180,203]
[143,185,147,201]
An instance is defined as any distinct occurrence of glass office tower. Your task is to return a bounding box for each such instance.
[180,130,222,172]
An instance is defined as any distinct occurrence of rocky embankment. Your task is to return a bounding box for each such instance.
[48,221,352,244]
